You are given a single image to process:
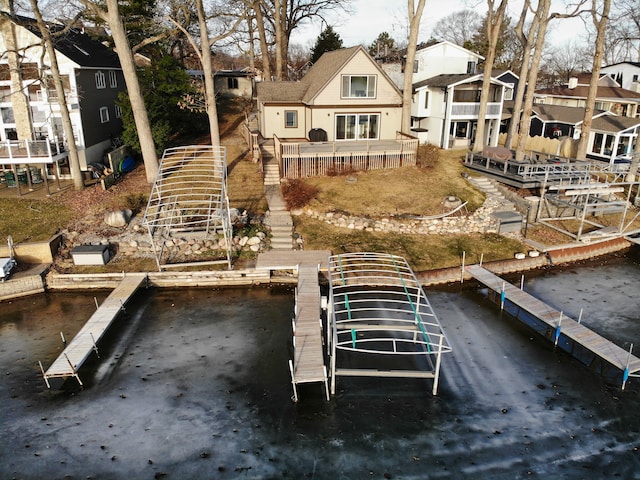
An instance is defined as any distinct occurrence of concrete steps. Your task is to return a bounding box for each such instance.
[260,142,294,250]
[467,175,517,213]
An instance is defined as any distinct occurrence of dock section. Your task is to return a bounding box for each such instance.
[466,264,640,388]
[40,273,147,387]
[257,250,331,401]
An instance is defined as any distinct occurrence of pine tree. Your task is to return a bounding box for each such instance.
[310,26,343,64]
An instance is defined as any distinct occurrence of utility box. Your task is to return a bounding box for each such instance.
[492,211,522,234]
[71,245,110,266]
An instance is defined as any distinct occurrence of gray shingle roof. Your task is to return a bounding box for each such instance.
[413,73,481,89]
[17,15,121,69]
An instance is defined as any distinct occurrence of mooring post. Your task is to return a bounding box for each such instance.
[60,331,66,345]
[520,274,525,290]
[554,312,563,348]
[622,343,633,391]
[479,252,484,267]
[94,297,99,309]
[578,308,583,324]
[461,251,466,284]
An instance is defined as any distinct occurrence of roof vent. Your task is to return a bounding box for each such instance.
[568,77,578,89]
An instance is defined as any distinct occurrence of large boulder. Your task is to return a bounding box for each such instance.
[104,209,133,228]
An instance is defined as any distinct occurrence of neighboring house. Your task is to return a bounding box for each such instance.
[214,70,254,98]
[574,115,640,163]
[255,46,403,141]
[600,62,640,92]
[493,69,520,101]
[0,16,125,175]
[528,104,609,139]
[535,74,640,119]
[406,42,507,148]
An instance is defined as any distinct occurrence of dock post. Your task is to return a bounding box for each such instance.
[460,251,466,284]
[578,308,583,324]
[554,313,563,348]
[622,343,633,391]
[94,297,99,309]
[520,274,525,290]
[479,253,484,267]
[288,360,298,402]
[60,331,66,345]
[90,333,100,358]
[38,361,51,389]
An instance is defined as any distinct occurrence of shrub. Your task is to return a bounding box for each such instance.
[417,143,440,168]
[281,179,320,209]
[123,192,148,213]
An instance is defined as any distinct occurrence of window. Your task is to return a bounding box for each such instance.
[109,71,117,88]
[227,77,239,89]
[114,104,122,118]
[1,107,15,124]
[424,91,429,109]
[413,60,419,73]
[467,61,476,74]
[633,74,638,82]
[504,83,514,101]
[335,114,379,140]
[341,75,376,98]
[99,106,109,123]
[285,110,297,128]
[96,71,106,89]
[453,89,481,102]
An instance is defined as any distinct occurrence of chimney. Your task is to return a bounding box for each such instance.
[568,77,578,89]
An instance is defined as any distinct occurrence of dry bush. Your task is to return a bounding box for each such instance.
[417,143,440,168]
[281,179,320,209]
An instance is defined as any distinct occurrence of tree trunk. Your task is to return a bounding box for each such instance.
[274,0,284,80]
[0,0,32,141]
[29,0,84,190]
[473,0,508,153]
[254,0,271,81]
[401,0,426,134]
[80,0,159,183]
[195,0,220,146]
[514,0,552,161]
[505,0,537,150]
[576,0,611,161]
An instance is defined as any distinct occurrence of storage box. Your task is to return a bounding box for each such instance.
[71,245,110,265]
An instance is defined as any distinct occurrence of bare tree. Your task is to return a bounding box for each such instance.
[544,40,592,84]
[28,0,83,189]
[431,9,482,46]
[78,0,159,183]
[600,0,639,63]
[576,0,611,161]
[0,0,32,140]
[170,0,246,146]
[401,0,426,134]
[472,0,508,153]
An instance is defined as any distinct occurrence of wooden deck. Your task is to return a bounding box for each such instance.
[40,273,147,387]
[257,250,331,401]
[466,265,640,385]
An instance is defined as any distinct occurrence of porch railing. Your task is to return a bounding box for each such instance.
[451,102,501,117]
[275,132,418,179]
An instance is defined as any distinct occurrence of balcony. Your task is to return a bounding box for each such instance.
[451,102,502,118]
[0,139,67,164]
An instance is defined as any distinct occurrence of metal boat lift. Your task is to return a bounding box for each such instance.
[327,252,452,395]
[142,145,233,270]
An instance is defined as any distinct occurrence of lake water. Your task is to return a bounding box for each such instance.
[1,251,640,479]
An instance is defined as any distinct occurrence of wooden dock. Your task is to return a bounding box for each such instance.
[466,265,640,387]
[257,250,331,401]
[40,273,147,387]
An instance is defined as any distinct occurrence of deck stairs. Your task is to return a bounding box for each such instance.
[261,141,294,250]
[467,175,517,213]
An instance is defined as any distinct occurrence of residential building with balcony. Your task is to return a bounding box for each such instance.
[0,15,125,179]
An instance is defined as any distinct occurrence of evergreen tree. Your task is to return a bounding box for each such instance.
[310,25,343,64]
[368,31,395,57]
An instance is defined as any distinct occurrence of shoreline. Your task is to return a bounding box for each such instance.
[0,236,634,300]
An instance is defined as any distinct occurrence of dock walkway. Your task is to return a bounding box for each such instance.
[257,251,331,401]
[41,273,147,387]
[466,265,640,386]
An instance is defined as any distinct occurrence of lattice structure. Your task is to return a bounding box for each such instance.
[142,145,232,270]
[327,252,452,395]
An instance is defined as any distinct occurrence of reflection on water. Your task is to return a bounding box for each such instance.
[1,254,640,479]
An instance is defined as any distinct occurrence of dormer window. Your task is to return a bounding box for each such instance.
[96,71,106,89]
[341,75,376,98]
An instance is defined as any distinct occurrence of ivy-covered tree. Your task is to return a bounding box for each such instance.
[310,25,342,64]
[117,56,206,155]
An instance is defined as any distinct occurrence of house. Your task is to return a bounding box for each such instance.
[600,62,640,92]
[407,42,507,148]
[255,46,403,141]
[534,74,640,119]
[493,70,520,101]
[214,70,254,98]
[528,104,610,139]
[0,15,126,177]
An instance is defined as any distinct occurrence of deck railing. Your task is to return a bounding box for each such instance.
[0,139,66,163]
[275,133,418,179]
